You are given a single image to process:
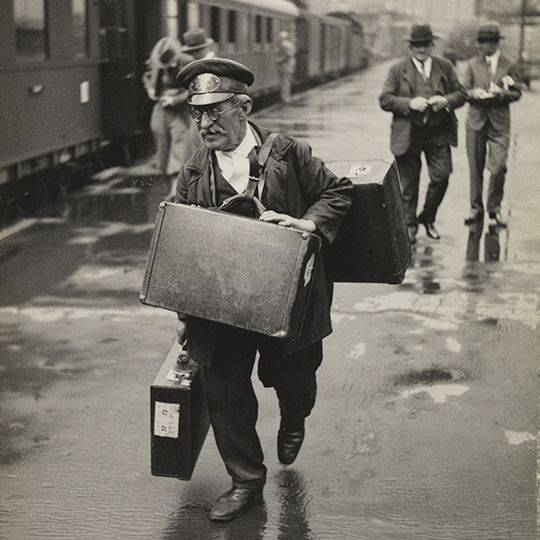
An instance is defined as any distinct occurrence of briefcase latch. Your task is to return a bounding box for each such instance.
[165,346,194,386]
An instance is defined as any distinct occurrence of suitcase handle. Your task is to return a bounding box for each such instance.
[176,344,190,373]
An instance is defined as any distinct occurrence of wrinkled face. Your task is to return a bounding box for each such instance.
[477,39,499,57]
[409,41,434,62]
[191,96,252,152]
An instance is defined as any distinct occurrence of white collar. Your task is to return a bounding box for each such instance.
[485,49,501,62]
[412,56,432,76]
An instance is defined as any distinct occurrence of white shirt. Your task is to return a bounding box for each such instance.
[412,56,432,79]
[215,126,258,194]
[485,49,501,75]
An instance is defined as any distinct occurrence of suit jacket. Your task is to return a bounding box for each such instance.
[379,55,467,156]
[463,53,522,132]
[174,121,353,367]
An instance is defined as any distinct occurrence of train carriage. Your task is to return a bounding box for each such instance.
[0,0,368,229]
[189,0,299,99]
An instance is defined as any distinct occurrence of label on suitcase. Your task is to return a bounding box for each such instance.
[150,342,210,480]
[140,202,321,339]
[326,160,411,284]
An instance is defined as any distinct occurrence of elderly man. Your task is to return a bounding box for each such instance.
[463,22,522,227]
[379,24,466,244]
[174,58,353,521]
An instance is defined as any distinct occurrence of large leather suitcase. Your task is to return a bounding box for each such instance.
[140,202,321,339]
[326,160,411,284]
[150,342,209,480]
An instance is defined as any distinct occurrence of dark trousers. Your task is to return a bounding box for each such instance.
[395,124,452,228]
[203,327,323,490]
[466,123,510,216]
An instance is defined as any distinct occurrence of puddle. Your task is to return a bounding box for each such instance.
[504,431,536,445]
[401,384,470,403]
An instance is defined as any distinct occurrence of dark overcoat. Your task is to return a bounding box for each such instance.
[174,121,353,367]
[379,55,467,156]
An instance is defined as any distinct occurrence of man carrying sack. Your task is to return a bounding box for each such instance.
[173,58,353,521]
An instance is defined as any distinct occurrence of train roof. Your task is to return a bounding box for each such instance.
[223,0,300,17]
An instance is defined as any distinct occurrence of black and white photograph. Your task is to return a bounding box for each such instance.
[0,0,538,538]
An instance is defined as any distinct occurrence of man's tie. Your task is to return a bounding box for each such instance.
[419,60,428,82]
[487,57,495,82]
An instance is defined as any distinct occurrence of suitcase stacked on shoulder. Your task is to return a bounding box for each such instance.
[325,159,411,284]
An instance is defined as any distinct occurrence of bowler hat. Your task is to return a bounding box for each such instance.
[177,58,254,105]
[181,27,215,52]
[407,24,439,44]
[477,21,504,41]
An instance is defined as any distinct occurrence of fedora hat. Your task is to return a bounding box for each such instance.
[407,24,439,44]
[181,27,215,52]
[477,21,504,41]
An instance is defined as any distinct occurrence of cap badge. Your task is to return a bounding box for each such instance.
[190,73,221,93]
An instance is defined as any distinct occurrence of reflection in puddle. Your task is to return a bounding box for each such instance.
[401,384,470,403]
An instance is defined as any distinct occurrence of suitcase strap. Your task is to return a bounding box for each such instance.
[243,132,279,202]
[220,133,279,217]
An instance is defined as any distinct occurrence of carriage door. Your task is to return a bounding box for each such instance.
[99,0,137,138]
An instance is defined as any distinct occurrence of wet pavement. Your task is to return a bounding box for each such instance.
[0,60,539,539]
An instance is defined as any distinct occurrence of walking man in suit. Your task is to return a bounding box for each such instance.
[463,21,522,227]
[379,24,466,244]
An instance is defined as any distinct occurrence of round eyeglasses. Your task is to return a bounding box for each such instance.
[190,104,238,123]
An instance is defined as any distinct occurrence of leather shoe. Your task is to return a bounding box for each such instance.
[422,221,440,240]
[277,428,305,465]
[489,212,507,228]
[209,486,263,522]
[464,213,483,225]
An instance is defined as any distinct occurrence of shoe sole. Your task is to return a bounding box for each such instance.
[209,493,263,522]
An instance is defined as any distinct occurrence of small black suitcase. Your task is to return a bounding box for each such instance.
[150,342,209,480]
[140,202,321,339]
[326,160,411,284]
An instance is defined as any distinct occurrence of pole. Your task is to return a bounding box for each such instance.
[519,0,526,62]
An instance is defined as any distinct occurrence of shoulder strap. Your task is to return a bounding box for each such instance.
[257,132,279,173]
[244,133,279,199]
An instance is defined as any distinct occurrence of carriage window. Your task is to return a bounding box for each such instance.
[227,10,236,44]
[266,18,272,43]
[255,15,262,44]
[210,6,221,43]
[14,0,48,60]
[72,0,88,58]
[99,0,128,59]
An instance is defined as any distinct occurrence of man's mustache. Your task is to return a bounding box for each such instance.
[200,127,224,137]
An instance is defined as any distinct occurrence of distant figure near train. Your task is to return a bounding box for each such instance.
[276,31,296,104]
[143,37,194,176]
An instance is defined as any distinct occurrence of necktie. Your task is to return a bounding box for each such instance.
[487,58,495,81]
[419,60,428,82]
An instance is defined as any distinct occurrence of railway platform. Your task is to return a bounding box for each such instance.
[0,60,539,540]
